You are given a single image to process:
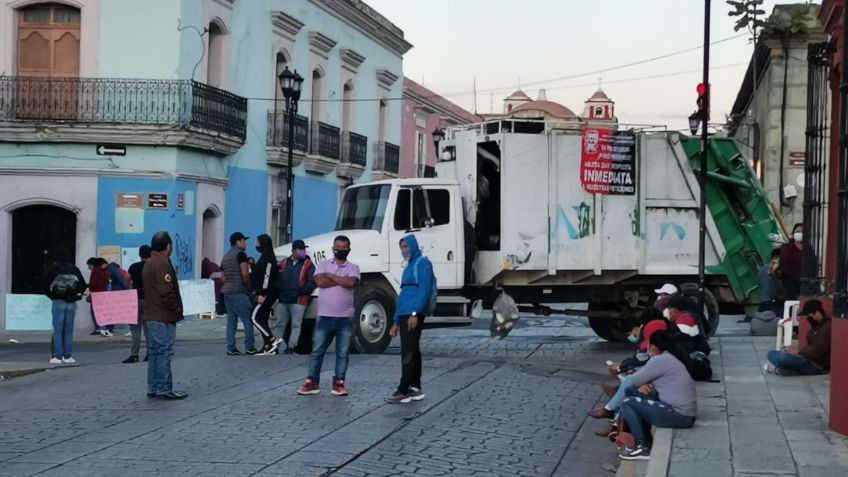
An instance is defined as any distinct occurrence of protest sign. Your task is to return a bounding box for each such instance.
[91,289,138,325]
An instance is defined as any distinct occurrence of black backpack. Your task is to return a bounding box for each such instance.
[689,351,713,381]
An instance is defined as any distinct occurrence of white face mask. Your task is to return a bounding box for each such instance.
[793,232,803,242]
[662,308,671,319]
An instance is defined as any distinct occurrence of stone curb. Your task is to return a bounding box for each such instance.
[614,428,671,477]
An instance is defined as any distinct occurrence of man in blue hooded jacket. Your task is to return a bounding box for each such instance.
[385,235,433,404]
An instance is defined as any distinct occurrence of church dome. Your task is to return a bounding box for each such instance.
[510,100,576,119]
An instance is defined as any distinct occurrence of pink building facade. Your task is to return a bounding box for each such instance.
[400,78,479,178]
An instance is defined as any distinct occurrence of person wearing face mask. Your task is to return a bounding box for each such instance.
[617,330,697,460]
[275,240,316,354]
[780,223,805,300]
[298,236,360,397]
[653,283,678,314]
[385,235,434,404]
[250,234,283,356]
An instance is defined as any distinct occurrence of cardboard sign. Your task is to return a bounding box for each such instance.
[580,128,636,195]
[179,279,216,316]
[91,290,138,325]
[5,294,53,331]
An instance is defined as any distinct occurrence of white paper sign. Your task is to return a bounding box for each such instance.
[121,248,141,271]
[178,279,216,316]
[5,294,53,331]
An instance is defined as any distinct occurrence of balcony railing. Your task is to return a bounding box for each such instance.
[267,111,309,152]
[0,76,247,140]
[341,131,368,167]
[311,121,340,160]
[375,141,400,175]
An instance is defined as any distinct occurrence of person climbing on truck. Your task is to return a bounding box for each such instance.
[385,235,436,404]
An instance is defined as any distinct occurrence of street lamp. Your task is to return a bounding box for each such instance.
[688,111,701,136]
[431,127,445,171]
[278,66,304,243]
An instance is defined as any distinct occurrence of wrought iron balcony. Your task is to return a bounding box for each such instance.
[267,111,309,151]
[302,121,341,175]
[373,141,400,180]
[338,130,368,179]
[0,76,247,155]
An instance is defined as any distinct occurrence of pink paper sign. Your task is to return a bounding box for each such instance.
[91,290,138,325]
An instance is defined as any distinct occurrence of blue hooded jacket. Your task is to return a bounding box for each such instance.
[394,234,434,323]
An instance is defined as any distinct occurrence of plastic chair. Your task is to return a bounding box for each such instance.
[775,300,800,350]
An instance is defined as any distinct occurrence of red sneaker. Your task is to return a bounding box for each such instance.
[331,379,349,397]
[297,379,320,395]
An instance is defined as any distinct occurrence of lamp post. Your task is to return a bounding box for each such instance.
[431,127,445,177]
[278,66,304,244]
[688,111,701,136]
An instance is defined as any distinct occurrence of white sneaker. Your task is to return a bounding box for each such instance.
[100,330,113,337]
[124,331,132,337]
[49,357,62,365]
[763,363,775,374]
[62,357,76,364]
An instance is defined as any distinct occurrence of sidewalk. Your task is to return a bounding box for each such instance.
[619,336,848,477]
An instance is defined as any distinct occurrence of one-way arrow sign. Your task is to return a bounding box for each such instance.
[96,144,126,156]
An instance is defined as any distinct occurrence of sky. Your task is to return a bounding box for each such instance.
[366,0,817,130]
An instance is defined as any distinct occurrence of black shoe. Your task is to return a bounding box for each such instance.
[283,347,294,355]
[146,393,157,398]
[143,355,149,362]
[122,355,139,364]
[245,348,258,356]
[90,330,100,336]
[156,391,188,400]
[227,349,243,356]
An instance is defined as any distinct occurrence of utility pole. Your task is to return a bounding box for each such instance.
[698,0,711,312]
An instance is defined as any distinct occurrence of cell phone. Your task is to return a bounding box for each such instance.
[605,360,614,366]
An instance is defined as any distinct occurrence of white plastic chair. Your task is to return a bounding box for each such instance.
[775,300,800,350]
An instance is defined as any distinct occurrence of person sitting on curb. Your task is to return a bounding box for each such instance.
[665,294,710,355]
[653,283,678,312]
[764,299,831,376]
[606,308,669,383]
[618,330,698,461]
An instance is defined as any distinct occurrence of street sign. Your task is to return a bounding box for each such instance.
[147,193,169,209]
[96,144,126,156]
[116,193,143,209]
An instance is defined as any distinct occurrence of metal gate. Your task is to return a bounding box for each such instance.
[802,42,832,296]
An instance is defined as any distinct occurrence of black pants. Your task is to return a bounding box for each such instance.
[398,315,424,393]
[251,297,277,349]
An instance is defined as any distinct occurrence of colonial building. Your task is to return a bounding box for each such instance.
[482,87,617,128]
[0,0,409,332]
[400,78,479,178]
[727,3,825,227]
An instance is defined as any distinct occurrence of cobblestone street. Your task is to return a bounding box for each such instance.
[0,316,631,477]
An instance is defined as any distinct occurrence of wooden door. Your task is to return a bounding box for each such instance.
[16,4,80,119]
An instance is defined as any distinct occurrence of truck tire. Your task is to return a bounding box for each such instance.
[351,286,395,354]
[587,302,632,342]
[679,283,720,337]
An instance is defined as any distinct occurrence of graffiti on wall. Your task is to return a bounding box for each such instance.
[173,233,193,276]
[551,203,595,241]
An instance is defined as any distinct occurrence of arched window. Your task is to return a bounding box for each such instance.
[310,68,323,122]
[17,3,80,77]
[207,20,227,88]
[594,106,604,118]
[274,51,289,112]
[342,80,354,131]
[378,98,387,143]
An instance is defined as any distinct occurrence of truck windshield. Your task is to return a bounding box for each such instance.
[335,184,391,231]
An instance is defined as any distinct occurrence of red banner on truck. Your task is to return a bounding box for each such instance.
[580,128,636,195]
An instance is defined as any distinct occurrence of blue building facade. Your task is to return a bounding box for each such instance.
[0,0,409,332]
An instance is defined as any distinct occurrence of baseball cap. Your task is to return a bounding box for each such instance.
[654,283,678,295]
[292,239,308,250]
[229,232,249,245]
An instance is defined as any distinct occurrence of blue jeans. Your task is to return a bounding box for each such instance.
[620,396,696,447]
[307,317,353,384]
[606,375,659,412]
[52,300,76,359]
[767,350,826,376]
[224,293,255,352]
[147,321,176,395]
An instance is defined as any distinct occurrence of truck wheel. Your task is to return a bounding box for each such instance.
[587,302,632,342]
[351,286,395,354]
[679,283,720,337]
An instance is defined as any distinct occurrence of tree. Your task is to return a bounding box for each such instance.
[727,0,767,179]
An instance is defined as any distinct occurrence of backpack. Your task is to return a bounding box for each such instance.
[412,256,438,316]
[750,310,779,336]
[689,351,713,382]
[50,268,80,302]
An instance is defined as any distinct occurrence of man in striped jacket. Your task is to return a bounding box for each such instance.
[275,240,316,354]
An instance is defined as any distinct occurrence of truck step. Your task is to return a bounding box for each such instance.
[427,316,474,325]
[437,296,470,304]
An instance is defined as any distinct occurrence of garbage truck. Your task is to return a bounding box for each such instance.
[275,119,783,353]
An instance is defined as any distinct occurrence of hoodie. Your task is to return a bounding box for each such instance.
[393,234,434,323]
[250,234,280,296]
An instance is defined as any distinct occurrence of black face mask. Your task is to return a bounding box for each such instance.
[333,249,350,260]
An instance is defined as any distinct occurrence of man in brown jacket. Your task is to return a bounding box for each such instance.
[765,299,831,376]
[143,231,187,400]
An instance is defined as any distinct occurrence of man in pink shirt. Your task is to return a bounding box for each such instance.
[298,235,360,397]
